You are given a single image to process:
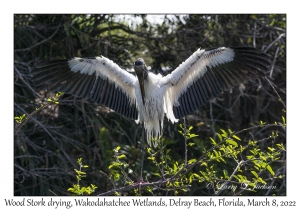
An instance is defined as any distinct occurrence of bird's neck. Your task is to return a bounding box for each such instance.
[143,70,148,81]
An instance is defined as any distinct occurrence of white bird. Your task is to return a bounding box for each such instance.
[32,47,270,147]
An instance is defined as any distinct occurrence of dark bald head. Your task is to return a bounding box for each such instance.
[134,58,147,75]
[134,58,145,66]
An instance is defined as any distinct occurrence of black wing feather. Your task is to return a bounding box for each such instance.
[32,60,138,120]
[174,47,270,119]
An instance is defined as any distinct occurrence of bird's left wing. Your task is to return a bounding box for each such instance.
[32,56,138,119]
[162,47,270,119]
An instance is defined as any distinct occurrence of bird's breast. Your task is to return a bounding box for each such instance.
[135,73,167,122]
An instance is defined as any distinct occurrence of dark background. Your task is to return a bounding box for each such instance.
[14,14,286,196]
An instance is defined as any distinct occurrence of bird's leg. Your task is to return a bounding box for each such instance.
[159,120,166,180]
[139,122,145,182]
[184,116,187,166]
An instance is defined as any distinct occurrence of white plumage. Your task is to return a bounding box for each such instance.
[32,47,270,147]
[68,56,137,105]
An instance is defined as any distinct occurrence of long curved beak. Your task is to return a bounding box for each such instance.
[137,72,146,105]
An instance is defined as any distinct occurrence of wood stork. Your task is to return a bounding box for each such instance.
[32,47,270,147]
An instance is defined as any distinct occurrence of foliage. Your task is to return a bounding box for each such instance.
[14,14,286,196]
[99,122,285,196]
[67,158,98,195]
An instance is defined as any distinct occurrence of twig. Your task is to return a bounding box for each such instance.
[210,101,216,135]
[14,65,42,98]
[265,77,286,109]
[269,47,280,79]
[49,189,57,196]
[183,117,187,165]
[14,101,53,135]
[99,170,116,189]
[253,21,257,48]
[263,33,285,53]
[97,179,167,196]
[14,23,61,52]
[214,160,244,196]
[265,171,280,196]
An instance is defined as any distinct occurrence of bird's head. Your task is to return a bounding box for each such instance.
[134,58,148,105]
[134,58,148,75]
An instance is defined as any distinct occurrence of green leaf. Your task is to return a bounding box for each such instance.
[189,174,193,184]
[257,177,267,184]
[74,169,86,175]
[246,155,254,160]
[237,174,246,181]
[233,175,240,182]
[201,162,207,167]
[217,133,222,141]
[77,158,82,164]
[200,172,210,181]
[114,173,120,181]
[117,154,126,159]
[189,134,199,138]
[193,173,201,179]
[147,157,155,161]
[213,150,219,158]
[232,135,241,141]
[152,172,161,177]
[251,171,258,178]
[226,139,238,147]
[188,142,195,146]
[108,162,122,169]
[266,165,275,176]
[259,120,266,126]
[115,146,121,152]
[282,116,286,127]
[210,137,217,145]
[223,169,229,179]
[220,129,228,138]
[188,159,196,164]
[219,157,226,163]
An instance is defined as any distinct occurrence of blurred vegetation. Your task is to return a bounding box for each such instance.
[14,14,286,196]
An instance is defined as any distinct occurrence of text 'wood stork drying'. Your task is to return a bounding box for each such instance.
[32,47,270,147]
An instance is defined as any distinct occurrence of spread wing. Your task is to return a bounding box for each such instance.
[162,47,270,119]
[32,56,138,120]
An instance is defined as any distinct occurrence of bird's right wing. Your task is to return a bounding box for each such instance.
[32,56,138,120]
[161,47,270,120]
